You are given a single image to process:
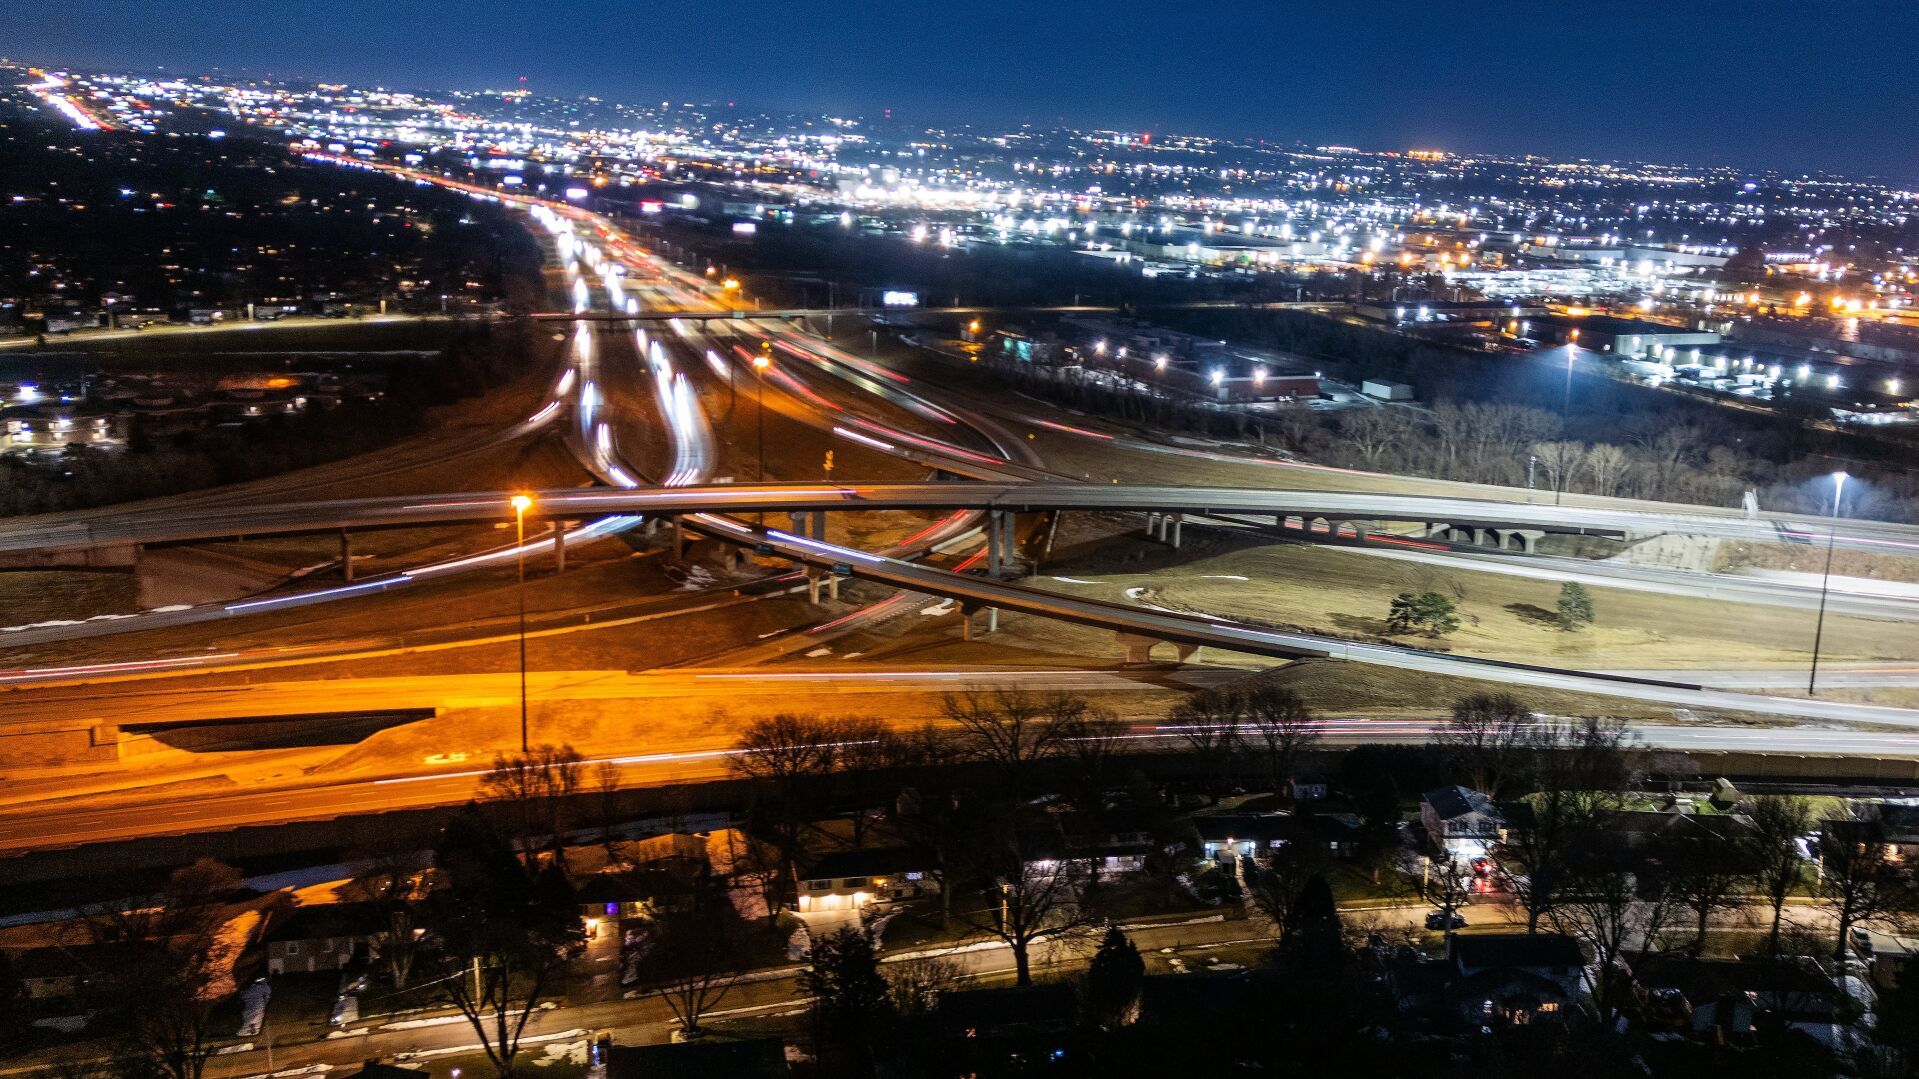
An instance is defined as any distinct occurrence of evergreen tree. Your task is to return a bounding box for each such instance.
[1388,591,1460,636]
[1086,925,1145,1030]
[801,927,894,1073]
[1555,582,1596,631]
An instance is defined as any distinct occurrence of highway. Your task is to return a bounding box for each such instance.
[10,480,1919,557]
[3,159,1915,804]
[5,677,1919,852]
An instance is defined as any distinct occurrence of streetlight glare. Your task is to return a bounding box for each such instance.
[511,494,533,514]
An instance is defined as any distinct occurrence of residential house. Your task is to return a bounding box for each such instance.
[1420,786,1505,854]
[797,847,938,913]
[1601,807,1758,853]
[10,941,160,1003]
[264,901,386,975]
[1629,954,1845,1048]
[1194,812,1362,863]
[1860,929,1919,993]
[1053,809,1163,876]
[1286,774,1332,802]
[576,861,702,924]
[1443,933,1584,1027]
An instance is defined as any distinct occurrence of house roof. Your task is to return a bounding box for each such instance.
[1627,954,1837,1005]
[1423,786,1494,821]
[1876,803,1919,842]
[1194,812,1361,845]
[575,863,703,905]
[605,1037,788,1079]
[1450,933,1582,971]
[1445,966,1575,1007]
[1603,809,1755,842]
[264,901,386,943]
[9,940,164,980]
[801,847,932,882]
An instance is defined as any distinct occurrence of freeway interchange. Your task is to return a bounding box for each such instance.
[2,162,1919,851]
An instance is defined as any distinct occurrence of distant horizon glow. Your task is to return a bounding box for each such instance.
[9,0,1919,178]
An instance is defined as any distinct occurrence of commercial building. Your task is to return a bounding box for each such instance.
[1537,315,1720,358]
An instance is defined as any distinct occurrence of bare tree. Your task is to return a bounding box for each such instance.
[1660,824,1759,955]
[1247,844,1332,951]
[1499,718,1634,933]
[588,759,627,862]
[1439,692,1536,798]
[1748,795,1814,954]
[635,873,759,1039]
[355,838,433,991]
[1583,443,1631,497]
[825,715,899,848]
[1818,811,1918,963]
[1548,835,1682,1031]
[894,725,974,927]
[941,689,1079,800]
[1529,440,1589,501]
[1242,683,1319,798]
[1340,407,1412,468]
[1055,708,1129,817]
[1409,854,1474,934]
[886,954,964,1019]
[961,815,1102,986]
[85,859,244,1079]
[479,743,586,864]
[730,714,837,907]
[421,810,580,1077]
[1167,688,1244,804]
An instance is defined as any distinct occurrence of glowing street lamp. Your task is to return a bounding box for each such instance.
[511,493,534,752]
[1807,471,1848,696]
[753,349,773,519]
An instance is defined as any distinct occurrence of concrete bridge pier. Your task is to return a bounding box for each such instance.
[1492,528,1544,554]
[552,522,566,573]
[1115,631,1197,665]
[1144,511,1184,545]
[339,530,354,582]
[959,601,998,640]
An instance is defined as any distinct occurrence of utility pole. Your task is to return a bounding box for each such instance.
[512,494,532,753]
[1808,471,1849,696]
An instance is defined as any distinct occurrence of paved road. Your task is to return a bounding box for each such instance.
[7,688,1919,852]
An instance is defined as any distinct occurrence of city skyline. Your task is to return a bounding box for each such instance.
[10,0,1919,178]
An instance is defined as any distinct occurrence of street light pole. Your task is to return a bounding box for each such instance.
[512,493,532,753]
[1808,471,1848,697]
[752,351,771,524]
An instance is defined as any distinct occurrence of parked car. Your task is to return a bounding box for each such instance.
[1425,910,1467,931]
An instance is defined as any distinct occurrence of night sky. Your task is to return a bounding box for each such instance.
[14,0,1919,178]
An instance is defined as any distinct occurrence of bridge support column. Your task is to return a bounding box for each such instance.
[552,522,566,573]
[1116,632,1197,665]
[1144,511,1161,541]
[988,510,1005,577]
[959,602,997,641]
[1514,529,1543,554]
[671,515,685,559]
[1164,512,1185,548]
[1473,528,1492,548]
[339,529,353,582]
